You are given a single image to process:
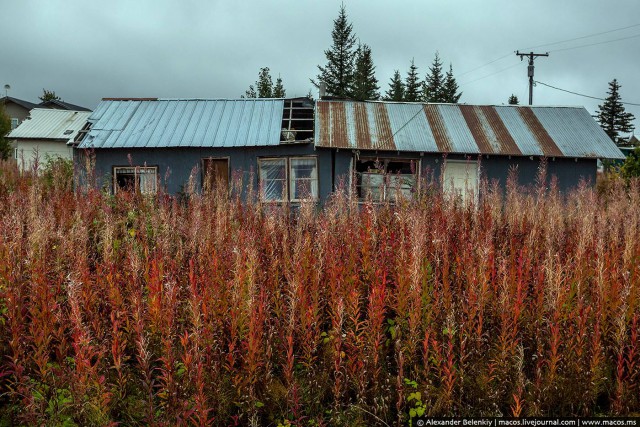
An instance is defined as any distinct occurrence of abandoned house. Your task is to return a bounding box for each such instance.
[71,97,624,201]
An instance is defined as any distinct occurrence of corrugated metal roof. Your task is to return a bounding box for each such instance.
[78,98,285,149]
[8,108,92,142]
[315,101,625,159]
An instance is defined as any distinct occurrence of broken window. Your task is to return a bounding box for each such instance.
[355,158,418,202]
[280,98,314,143]
[113,166,157,194]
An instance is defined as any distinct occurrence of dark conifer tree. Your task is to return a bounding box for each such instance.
[508,94,519,105]
[424,52,445,102]
[273,76,286,98]
[352,44,380,101]
[311,5,357,98]
[243,67,286,98]
[385,70,405,101]
[596,79,635,145]
[442,63,462,103]
[404,59,421,102]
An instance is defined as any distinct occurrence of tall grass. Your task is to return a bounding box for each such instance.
[0,159,639,426]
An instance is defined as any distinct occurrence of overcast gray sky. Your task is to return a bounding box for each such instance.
[2,0,639,132]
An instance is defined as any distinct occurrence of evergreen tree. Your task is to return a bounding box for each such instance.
[404,59,421,102]
[39,89,61,102]
[442,63,462,103]
[351,44,380,101]
[385,70,405,101]
[508,94,519,105]
[243,85,257,98]
[256,67,273,98]
[0,103,11,160]
[423,52,445,102]
[243,67,286,98]
[621,147,640,179]
[311,4,357,98]
[595,79,635,145]
[273,76,286,98]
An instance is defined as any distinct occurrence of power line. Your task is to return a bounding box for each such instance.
[549,33,640,53]
[534,80,640,106]
[460,62,523,86]
[519,22,640,51]
[516,51,549,105]
[456,23,640,83]
[457,52,513,78]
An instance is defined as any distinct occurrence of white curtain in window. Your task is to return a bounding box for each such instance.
[290,158,318,199]
[259,159,287,201]
[138,168,157,194]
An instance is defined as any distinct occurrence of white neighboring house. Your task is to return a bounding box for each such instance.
[8,108,91,172]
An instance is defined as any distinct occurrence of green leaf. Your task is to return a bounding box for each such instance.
[254,401,264,408]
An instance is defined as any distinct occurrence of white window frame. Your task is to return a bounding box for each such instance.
[113,166,158,195]
[289,156,319,202]
[354,157,420,202]
[258,156,318,202]
[442,159,480,203]
[258,158,288,202]
[10,118,19,130]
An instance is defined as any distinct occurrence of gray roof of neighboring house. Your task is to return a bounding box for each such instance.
[1,96,39,111]
[315,100,625,159]
[77,98,285,149]
[8,108,92,142]
[39,99,92,112]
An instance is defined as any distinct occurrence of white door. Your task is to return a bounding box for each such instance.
[443,160,479,202]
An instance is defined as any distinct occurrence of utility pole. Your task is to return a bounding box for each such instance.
[515,51,548,105]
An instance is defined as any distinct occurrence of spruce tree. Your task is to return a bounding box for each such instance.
[273,76,286,98]
[385,70,405,101]
[312,5,357,98]
[508,94,519,105]
[256,67,273,98]
[404,59,421,102]
[595,79,635,145]
[442,63,462,103]
[424,52,445,102]
[352,44,380,101]
[243,85,257,98]
[243,67,286,98]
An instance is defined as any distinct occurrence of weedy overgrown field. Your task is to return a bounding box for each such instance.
[0,160,638,426]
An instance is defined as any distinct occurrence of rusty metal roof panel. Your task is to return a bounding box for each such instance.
[78,98,284,149]
[494,106,545,156]
[386,103,435,152]
[435,104,480,154]
[315,101,623,159]
[531,107,624,159]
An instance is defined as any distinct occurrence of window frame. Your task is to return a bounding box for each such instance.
[258,156,319,203]
[354,156,421,202]
[288,156,319,202]
[112,165,158,195]
[258,157,288,202]
[10,118,19,130]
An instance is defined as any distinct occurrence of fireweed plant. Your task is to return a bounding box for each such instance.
[0,159,638,426]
